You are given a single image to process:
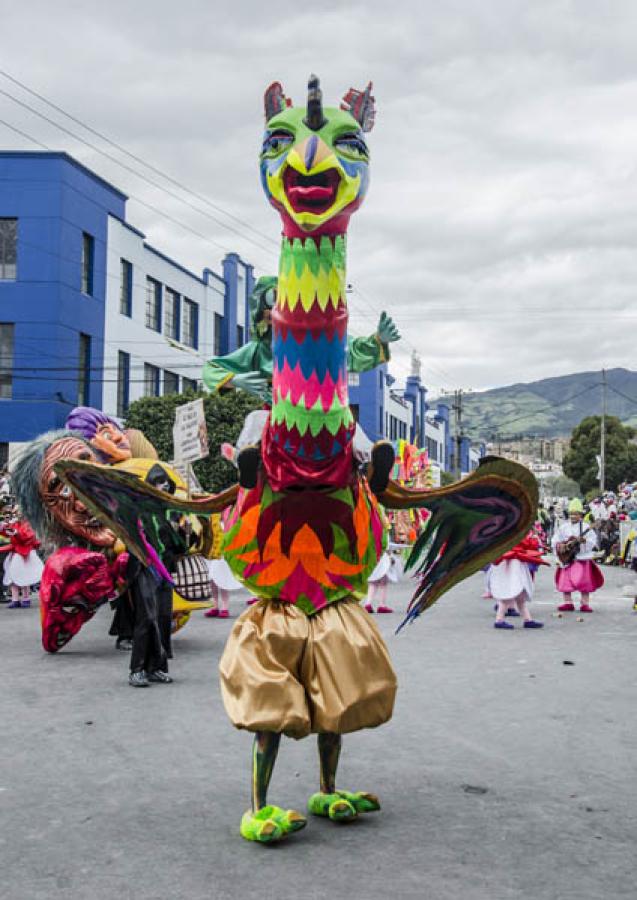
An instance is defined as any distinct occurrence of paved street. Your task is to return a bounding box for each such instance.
[2,563,636,900]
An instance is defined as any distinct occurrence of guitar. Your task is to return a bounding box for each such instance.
[556,525,590,566]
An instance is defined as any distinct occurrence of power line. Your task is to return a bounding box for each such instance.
[0,68,279,251]
[488,382,602,435]
[606,384,637,408]
[350,284,456,388]
[0,117,409,360]
[0,115,272,271]
[0,86,277,260]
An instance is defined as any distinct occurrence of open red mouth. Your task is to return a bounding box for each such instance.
[284,167,340,214]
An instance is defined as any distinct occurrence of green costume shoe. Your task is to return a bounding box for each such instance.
[308,790,381,822]
[240,806,307,844]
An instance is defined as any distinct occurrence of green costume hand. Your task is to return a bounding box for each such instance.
[376,311,400,344]
[232,371,271,400]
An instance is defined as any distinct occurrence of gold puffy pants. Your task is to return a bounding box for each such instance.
[219,598,397,739]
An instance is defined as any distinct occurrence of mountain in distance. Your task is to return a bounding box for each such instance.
[433,368,637,440]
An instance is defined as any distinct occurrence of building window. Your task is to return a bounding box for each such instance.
[77,333,91,405]
[237,324,244,347]
[0,219,17,280]
[164,370,179,395]
[117,351,130,417]
[145,277,161,331]
[182,377,198,393]
[144,363,160,397]
[164,288,180,340]
[0,323,14,399]
[348,372,360,387]
[119,259,133,316]
[81,232,94,295]
[213,312,223,356]
[182,298,198,348]
[350,403,360,423]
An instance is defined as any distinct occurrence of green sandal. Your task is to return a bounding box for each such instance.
[240,805,307,843]
[308,790,381,822]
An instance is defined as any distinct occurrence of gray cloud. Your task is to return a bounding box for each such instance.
[2,0,637,393]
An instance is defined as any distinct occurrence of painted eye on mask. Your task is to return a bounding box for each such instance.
[262,130,293,159]
[334,133,369,161]
[60,485,73,499]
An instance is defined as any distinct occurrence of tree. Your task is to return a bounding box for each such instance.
[124,389,261,492]
[542,474,580,498]
[563,415,637,494]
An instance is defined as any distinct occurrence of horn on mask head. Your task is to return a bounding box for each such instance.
[304,73,327,131]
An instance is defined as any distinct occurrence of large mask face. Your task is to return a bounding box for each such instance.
[91,423,131,464]
[39,437,115,547]
[260,78,374,235]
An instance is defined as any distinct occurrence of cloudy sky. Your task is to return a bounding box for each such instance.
[2,0,637,394]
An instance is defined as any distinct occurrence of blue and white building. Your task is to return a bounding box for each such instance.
[348,354,485,480]
[0,151,253,466]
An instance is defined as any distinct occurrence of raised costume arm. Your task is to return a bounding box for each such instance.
[347,311,400,373]
[202,343,270,395]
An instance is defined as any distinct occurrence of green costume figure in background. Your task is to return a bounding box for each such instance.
[202,276,399,403]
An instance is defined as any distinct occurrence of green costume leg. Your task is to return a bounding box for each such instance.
[252,731,280,811]
[318,732,341,794]
[308,733,381,822]
[240,731,306,844]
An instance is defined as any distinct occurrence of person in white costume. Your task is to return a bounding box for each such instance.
[364,551,400,614]
[1,519,44,609]
[488,533,547,630]
[205,557,244,619]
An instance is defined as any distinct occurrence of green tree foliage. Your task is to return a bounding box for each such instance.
[543,474,580,498]
[124,390,261,492]
[563,415,637,494]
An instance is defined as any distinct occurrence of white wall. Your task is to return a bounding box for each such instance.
[103,217,226,417]
[425,413,445,465]
[383,384,411,440]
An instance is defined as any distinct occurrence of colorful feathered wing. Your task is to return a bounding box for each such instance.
[380,457,538,630]
[54,459,238,568]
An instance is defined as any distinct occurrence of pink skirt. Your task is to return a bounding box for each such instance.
[555,560,604,594]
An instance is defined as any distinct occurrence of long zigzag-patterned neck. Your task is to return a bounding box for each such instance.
[269,234,354,462]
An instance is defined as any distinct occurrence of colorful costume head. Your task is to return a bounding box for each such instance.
[10,431,122,652]
[11,430,115,551]
[261,76,374,237]
[64,407,132,464]
[250,275,278,339]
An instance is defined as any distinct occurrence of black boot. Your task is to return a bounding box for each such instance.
[367,441,395,497]
[237,446,261,490]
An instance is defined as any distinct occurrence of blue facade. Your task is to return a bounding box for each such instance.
[0,152,125,441]
[435,402,452,471]
[0,152,256,450]
[222,253,254,353]
[404,374,427,447]
[349,366,386,443]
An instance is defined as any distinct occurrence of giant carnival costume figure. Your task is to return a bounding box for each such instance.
[53,76,538,844]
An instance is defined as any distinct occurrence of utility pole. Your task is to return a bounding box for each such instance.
[600,368,607,492]
[453,389,463,479]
